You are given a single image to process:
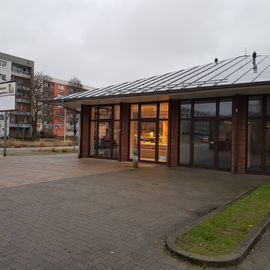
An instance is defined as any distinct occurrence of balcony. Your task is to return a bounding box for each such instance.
[12,111,31,116]
[16,98,31,104]
[11,71,31,79]
[17,85,31,91]
[9,123,31,128]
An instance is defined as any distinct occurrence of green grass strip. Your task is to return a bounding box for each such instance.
[176,184,270,256]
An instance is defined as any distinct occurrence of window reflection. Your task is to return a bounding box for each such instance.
[180,102,191,118]
[180,120,190,164]
[194,101,216,117]
[219,100,232,117]
[90,121,97,156]
[90,105,120,159]
[248,97,262,117]
[247,120,262,172]
[267,97,270,116]
[113,121,120,158]
[265,122,270,173]
[219,121,232,169]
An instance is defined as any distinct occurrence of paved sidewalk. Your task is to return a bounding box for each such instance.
[0,155,269,269]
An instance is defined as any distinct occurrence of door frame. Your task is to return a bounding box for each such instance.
[129,101,169,164]
[179,98,233,171]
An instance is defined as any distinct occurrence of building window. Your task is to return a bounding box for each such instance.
[0,74,6,81]
[90,105,120,159]
[247,96,270,173]
[0,61,7,67]
[58,84,65,90]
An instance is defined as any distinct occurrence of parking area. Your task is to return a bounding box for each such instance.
[0,154,269,270]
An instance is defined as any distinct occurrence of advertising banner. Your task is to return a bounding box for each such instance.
[0,81,16,111]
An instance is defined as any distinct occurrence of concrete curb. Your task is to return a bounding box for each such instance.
[166,187,270,267]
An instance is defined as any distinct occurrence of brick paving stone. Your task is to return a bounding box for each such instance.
[0,155,269,269]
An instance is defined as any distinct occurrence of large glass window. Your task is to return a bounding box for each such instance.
[248,96,262,117]
[179,99,232,170]
[219,121,232,170]
[193,121,215,167]
[99,106,113,119]
[98,122,112,158]
[113,121,120,158]
[180,120,191,165]
[159,103,169,119]
[194,100,216,117]
[247,120,263,172]
[129,102,168,163]
[265,122,270,173]
[180,102,191,118]
[140,122,156,161]
[247,96,270,174]
[219,100,232,117]
[90,105,120,159]
[159,121,168,162]
[141,104,157,118]
[90,121,97,156]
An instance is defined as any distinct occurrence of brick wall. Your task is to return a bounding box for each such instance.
[120,103,130,161]
[232,95,247,173]
[168,99,179,167]
[80,105,90,158]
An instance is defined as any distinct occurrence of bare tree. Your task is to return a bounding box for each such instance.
[29,72,52,139]
[67,77,84,137]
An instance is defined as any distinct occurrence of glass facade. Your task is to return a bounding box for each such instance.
[180,120,191,165]
[90,105,120,159]
[247,96,270,173]
[85,96,270,175]
[179,99,232,170]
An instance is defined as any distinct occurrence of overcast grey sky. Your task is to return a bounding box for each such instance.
[1,0,270,87]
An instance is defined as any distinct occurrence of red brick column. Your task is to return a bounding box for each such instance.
[79,105,90,158]
[232,95,247,173]
[120,103,130,161]
[168,99,179,167]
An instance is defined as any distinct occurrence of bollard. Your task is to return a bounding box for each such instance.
[133,148,139,168]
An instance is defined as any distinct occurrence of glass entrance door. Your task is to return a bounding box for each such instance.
[193,121,216,168]
[98,122,112,158]
[140,122,156,161]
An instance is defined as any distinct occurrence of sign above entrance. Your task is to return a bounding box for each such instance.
[0,81,16,111]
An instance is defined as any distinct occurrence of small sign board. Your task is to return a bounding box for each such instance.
[0,81,16,111]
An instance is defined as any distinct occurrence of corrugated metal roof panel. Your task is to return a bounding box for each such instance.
[59,54,270,102]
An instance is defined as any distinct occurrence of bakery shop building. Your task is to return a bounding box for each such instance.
[60,54,270,174]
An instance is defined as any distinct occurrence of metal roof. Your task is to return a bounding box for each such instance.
[61,55,270,102]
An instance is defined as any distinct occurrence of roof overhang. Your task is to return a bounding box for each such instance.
[60,83,270,107]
